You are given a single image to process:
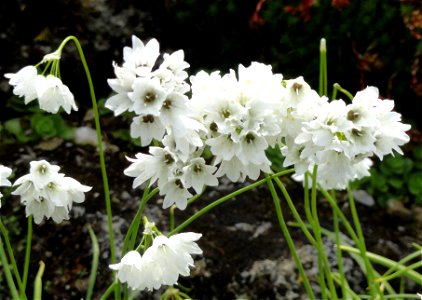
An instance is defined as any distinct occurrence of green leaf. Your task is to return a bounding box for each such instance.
[30,114,57,137]
[387,177,404,189]
[407,172,422,196]
[4,118,31,143]
[412,145,422,161]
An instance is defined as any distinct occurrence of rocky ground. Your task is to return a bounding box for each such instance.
[1,129,421,299]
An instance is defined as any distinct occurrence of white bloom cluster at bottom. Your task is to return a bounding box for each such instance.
[109,232,202,291]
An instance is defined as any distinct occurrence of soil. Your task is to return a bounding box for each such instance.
[1,125,422,300]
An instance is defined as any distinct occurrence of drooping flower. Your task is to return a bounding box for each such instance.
[12,160,91,224]
[35,75,78,114]
[4,65,38,104]
[0,165,13,204]
[109,232,202,291]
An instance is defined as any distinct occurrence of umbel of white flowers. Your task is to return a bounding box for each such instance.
[0,165,13,205]
[109,232,202,291]
[106,36,410,205]
[12,160,92,224]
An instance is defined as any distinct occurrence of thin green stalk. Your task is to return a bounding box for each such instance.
[303,173,313,225]
[347,185,380,298]
[310,166,332,299]
[0,219,24,294]
[333,202,348,299]
[266,177,315,299]
[319,38,328,97]
[332,83,354,101]
[340,245,422,284]
[381,248,422,278]
[331,273,361,300]
[65,35,117,299]
[100,282,117,300]
[33,261,45,300]
[376,261,422,283]
[169,169,294,236]
[0,235,19,299]
[22,215,32,293]
[272,177,316,246]
[58,35,116,266]
[170,205,176,231]
[86,226,99,300]
[122,187,158,254]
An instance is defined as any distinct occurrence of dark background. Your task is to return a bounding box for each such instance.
[1,0,421,128]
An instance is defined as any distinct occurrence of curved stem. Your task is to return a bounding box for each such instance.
[0,219,24,294]
[0,234,19,299]
[86,226,99,300]
[22,215,32,293]
[33,261,45,300]
[347,185,380,298]
[58,35,117,298]
[169,169,294,236]
[266,177,315,299]
[272,177,316,246]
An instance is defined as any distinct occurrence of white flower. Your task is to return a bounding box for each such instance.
[130,115,166,146]
[124,147,176,189]
[0,165,13,205]
[105,63,136,116]
[12,160,91,224]
[160,177,192,210]
[28,160,61,190]
[0,165,12,187]
[182,157,218,194]
[35,75,78,114]
[110,232,202,291]
[123,36,160,77]
[4,65,38,104]
[109,251,143,289]
[129,77,166,116]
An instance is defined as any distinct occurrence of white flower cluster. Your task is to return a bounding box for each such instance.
[4,66,78,114]
[0,165,13,204]
[12,160,92,224]
[109,232,202,291]
[190,63,284,182]
[113,36,411,205]
[281,84,411,189]
[105,35,204,149]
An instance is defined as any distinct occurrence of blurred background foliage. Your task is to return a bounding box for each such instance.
[0,0,421,126]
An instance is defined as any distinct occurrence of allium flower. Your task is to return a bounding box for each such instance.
[109,232,202,291]
[12,160,91,224]
[281,85,410,190]
[4,65,38,104]
[190,62,284,182]
[5,65,78,114]
[35,75,78,114]
[0,165,13,204]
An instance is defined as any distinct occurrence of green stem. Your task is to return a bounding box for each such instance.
[272,177,316,246]
[319,38,328,97]
[332,193,348,299]
[310,167,331,299]
[376,261,422,283]
[347,185,380,298]
[340,245,422,284]
[99,282,116,300]
[170,205,176,231]
[381,248,422,278]
[266,177,315,299]
[58,35,116,299]
[169,169,294,236]
[22,215,32,293]
[0,219,24,295]
[33,261,45,300]
[0,234,19,299]
[332,83,354,101]
[122,187,158,254]
[86,226,99,300]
